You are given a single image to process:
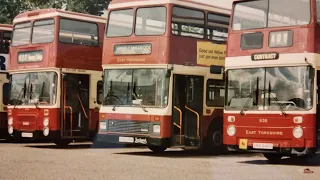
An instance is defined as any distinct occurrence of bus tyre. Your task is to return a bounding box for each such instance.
[205,119,224,154]
[54,140,72,147]
[148,145,166,153]
[263,153,282,163]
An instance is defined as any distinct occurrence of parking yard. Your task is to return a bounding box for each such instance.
[0,141,319,180]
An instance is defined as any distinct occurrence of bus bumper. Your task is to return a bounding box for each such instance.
[96,134,170,147]
[226,145,315,155]
[12,130,61,140]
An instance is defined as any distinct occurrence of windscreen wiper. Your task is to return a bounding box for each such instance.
[240,77,259,115]
[267,82,286,116]
[29,83,39,109]
[14,81,27,109]
[132,92,148,112]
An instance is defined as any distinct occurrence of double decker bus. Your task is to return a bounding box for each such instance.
[223,0,320,161]
[0,24,12,139]
[97,0,230,152]
[8,9,105,146]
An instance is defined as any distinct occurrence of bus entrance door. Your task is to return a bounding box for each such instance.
[172,75,204,147]
[62,73,90,138]
[317,71,320,151]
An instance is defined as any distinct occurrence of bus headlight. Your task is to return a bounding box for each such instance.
[8,126,13,135]
[153,125,160,133]
[8,117,13,126]
[293,126,303,139]
[227,125,236,136]
[100,121,107,130]
[43,118,49,127]
[43,127,50,137]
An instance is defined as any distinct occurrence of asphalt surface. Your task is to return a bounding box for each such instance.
[0,140,319,180]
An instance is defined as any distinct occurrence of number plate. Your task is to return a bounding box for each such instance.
[21,132,33,138]
[253,143,273,150]
[119,137,134,143]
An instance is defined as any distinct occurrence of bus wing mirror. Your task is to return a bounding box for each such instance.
[165,69,172,78]
[210,65,223,74]
[309,67,315,79]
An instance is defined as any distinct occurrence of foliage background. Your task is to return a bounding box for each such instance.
[0,0,110,24]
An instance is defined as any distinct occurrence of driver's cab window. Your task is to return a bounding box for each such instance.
[207,79,224,107]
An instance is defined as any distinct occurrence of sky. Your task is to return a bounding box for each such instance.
[101,0,235,17]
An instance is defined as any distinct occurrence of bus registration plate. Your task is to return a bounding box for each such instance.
[21,132,33,138]
[119,137,134,143]
[253,143,273,150]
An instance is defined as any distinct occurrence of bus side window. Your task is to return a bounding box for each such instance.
[96,80,103,104]
[3,83,10,105]
[206,79,224,107]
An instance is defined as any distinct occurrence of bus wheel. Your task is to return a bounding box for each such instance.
[263,153,282,163]
[54,140,72,147]
[148,145,166,153]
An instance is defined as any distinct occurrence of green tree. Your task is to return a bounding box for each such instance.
[0,0,110,24]
[0,0,28,24]
[65,0,110,16]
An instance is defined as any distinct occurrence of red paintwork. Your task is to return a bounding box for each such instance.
[224,113,316,148]
[8,9,104,139]
[0,24,12,30]
[11,108,59,131]
[10,108,99,133]
[9,9,105,71]
[224,0,319,151]
[102,3,229,66]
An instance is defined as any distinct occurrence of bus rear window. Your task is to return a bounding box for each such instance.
[32,19,54,44]
[107,9,134,37]
[12,22,32,46]
[135,7,166,36]
[59,19,98,46]
[232,0,310,30]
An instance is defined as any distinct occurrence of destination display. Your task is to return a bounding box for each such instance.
[18,50,43,63]
[114,43,152,55]
[251,52,279,61]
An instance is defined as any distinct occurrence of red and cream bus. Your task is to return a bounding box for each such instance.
[222,0,320,161]
[0,24,12,139]
[8,9,105,146]
[97,0,230,152]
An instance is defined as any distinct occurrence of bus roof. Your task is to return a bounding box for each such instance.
[13,8,106,24]
[108,0,231,15]
[0,24,12,31]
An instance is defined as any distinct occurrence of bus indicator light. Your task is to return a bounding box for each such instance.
[293,116,303,124]
[228,116,235,122]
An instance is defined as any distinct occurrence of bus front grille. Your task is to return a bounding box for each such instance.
[106,120,150,134]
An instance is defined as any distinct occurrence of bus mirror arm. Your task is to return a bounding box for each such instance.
[309,67,315,79]
[210,65,224,75]
[165,69,172,78]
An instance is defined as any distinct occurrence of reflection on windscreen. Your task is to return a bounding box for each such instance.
[232,0,310,30]
[10,72,58,105]
[226,66,314,111]
[103,69,169,108]
[12,22,32,46]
